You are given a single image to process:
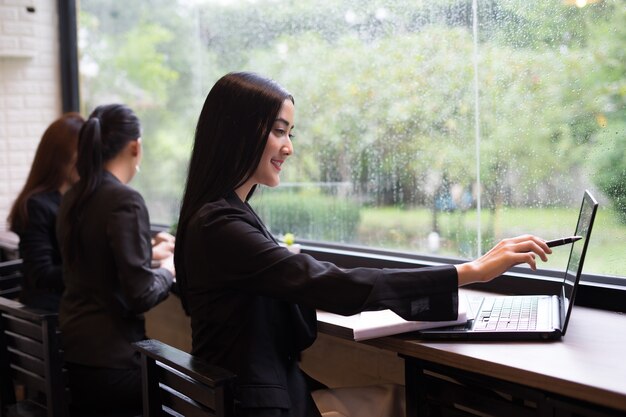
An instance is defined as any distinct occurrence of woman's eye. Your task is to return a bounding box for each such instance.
[273,127,293,139]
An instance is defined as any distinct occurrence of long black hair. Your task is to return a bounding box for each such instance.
[175,72,294,310]
[61,104,141,264]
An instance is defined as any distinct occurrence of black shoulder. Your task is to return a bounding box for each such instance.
[100,177,146,207]
[26,191,61,215]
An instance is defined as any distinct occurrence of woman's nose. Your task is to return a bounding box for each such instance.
[282,138,293,156]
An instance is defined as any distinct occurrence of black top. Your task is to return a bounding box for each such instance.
[15,190,64,311]
[57,171,174,369]
[180,192,459,415]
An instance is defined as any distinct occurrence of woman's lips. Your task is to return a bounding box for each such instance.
[271,159,283,171]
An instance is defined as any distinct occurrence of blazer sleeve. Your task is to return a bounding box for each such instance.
[19,197,63,292]
[107,191,173,314]
[189,203,458,322]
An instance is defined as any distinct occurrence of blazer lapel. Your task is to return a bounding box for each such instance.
[225,192,278,244]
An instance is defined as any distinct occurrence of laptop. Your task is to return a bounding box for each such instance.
[419,190,598,341]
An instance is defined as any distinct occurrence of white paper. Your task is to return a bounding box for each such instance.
[317,295,468,341]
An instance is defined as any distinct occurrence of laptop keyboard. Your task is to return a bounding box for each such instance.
[474,297,538,331]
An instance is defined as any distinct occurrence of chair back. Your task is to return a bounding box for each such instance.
[0,232,19,262]
[0,297,67,417]
[133,339,236,417]
[0,260,23,300]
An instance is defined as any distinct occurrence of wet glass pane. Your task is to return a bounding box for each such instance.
[78,0,625,278]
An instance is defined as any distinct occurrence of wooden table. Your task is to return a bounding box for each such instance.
[146,288,626,415]
[317,289,626,416]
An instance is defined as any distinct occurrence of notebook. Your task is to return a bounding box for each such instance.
[419,190,598,341]
[316,295,469,341]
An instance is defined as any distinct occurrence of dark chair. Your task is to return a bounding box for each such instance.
[0,297,67,417]
[0,232,20,263]
[0,260,23,300]
[133,339,237,417]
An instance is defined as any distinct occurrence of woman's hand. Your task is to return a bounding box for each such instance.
[152,240,175,261]
[455,235,552,286]
[159,253,176,277]
[152,231,175,246]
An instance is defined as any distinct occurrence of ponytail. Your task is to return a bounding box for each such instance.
[78,116,105,198]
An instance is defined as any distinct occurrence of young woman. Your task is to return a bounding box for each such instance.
[7,113,84,311]
[175,72,551,417]
[57,104,175,416]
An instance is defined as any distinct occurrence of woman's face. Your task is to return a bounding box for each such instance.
[249,99,295,189]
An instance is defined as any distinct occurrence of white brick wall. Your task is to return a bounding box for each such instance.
[0,0,37,58]
[0,0,61,231]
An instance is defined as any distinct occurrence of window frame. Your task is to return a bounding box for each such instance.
[59,0,80,113]
[63,2,626,314]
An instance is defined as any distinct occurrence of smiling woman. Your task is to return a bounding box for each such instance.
[171,71,552,417]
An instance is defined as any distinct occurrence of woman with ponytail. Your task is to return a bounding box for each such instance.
[57,103,175,416]
[8,113,84,311]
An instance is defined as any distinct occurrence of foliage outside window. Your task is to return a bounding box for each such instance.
[77,0,625,278]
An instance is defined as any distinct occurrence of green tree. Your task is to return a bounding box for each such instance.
[585,3,626,220]
[78,0,624,231]
[79,0,220,221]
[592,122,626,223]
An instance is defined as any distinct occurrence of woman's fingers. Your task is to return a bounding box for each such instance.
[457,235,551,286]
[511,240,550,262]
[511,251,537,270]
[499,238,550,269]
[152,241,175,260]
[154,231,176,245]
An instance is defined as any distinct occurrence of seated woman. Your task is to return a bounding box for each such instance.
[57,104,175,416]
[174,72,552,417]
[7,113,84,311]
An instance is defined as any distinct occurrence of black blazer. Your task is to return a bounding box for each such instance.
[180,192,458,416]
[15,190,64,311]
[57,171,174,369]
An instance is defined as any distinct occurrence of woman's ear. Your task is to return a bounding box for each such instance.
[130,138,142,157]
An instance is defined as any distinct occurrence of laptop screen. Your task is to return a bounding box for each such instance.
[560,190,598,334]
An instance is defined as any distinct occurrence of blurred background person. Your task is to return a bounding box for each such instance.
[7,113,84,311]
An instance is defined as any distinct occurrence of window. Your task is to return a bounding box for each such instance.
[77,0,625,279]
